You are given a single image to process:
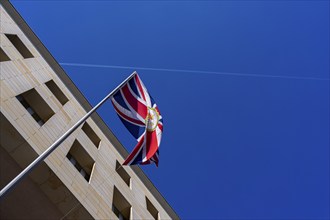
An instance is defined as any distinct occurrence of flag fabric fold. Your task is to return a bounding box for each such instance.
[111,72,163,166]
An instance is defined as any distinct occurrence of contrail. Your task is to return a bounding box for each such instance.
[59,62,329,81]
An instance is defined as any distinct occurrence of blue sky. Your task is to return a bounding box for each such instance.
[12,1,329,219]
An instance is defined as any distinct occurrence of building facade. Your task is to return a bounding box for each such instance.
[0,1,178,219]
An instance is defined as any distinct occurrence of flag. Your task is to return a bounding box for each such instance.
[111,72,163,166]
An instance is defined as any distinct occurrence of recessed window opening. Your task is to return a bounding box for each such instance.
[0,47,10,61]
[82,123,101,148]
[146,197,159,220]
[45,80,69,105]
[5,34,33,58]
[66,140,95,182]
[16,89,54,126]
[112,186,131,220]
[116,160,131,187]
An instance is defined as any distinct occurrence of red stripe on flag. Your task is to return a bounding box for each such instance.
[123,136,145,165]
[111,100,145,126]
[122,84,148,119]
[145,130,159,161]
[135,75,146,101]
[157,123,163,131]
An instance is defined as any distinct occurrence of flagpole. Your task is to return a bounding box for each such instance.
[0,71,137,199]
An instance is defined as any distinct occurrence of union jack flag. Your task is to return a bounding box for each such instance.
[111,72,163,166]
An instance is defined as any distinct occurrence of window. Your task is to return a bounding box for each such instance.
[116,160,131,187]
[66,140,95,182]
[5,34,33,58]
[146,197,159,220]
[112,186,131,220]
[0,47,10,62]
[82,123,101,148]
[45,80,69,105]
[16,89,54,126]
